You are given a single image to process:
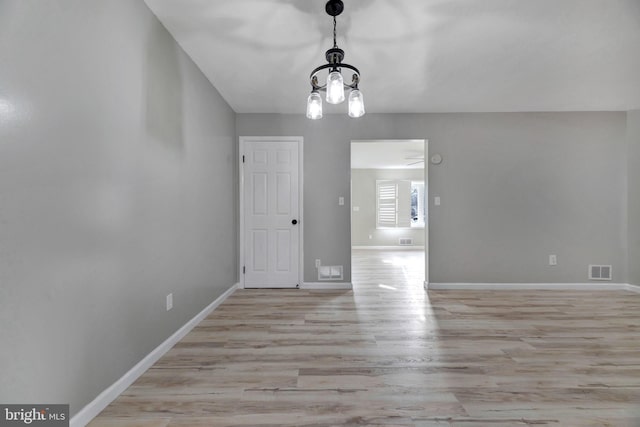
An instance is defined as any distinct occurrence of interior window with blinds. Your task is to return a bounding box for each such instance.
[376,180,412,228]
[410,181,426,227]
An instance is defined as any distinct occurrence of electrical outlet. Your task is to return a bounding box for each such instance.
[549,255,557,266]
[166,293,173,311]
[315,259,321,268]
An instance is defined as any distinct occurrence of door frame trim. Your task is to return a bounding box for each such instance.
[239,136,304,289]
[349,139,429,285]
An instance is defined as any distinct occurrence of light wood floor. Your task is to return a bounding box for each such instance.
[90,249,640,426]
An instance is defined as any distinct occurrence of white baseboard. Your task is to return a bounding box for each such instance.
[426,282,637,292]
[71,283,239,427]
[302,282,353,290]
[352,246,425,250]
[625,283,640,293]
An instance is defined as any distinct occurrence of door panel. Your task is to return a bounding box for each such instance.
[277,173,291,215]
[276,229,291,271]
[243,139,300,288]
[251,229,268,272]
[252,173,268,215]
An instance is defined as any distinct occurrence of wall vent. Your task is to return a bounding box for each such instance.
[589,264,612,281]
[399,238,413,246]
[318,265,343,281]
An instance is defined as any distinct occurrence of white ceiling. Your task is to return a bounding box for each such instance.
[351,140,425,169]
[144,0,640,114]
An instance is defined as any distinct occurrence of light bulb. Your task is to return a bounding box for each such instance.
[348,89,365,118]
[326,71,345,104]
[306,91,323,120]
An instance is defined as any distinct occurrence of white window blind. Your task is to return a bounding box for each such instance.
[377,181,398,227]
[376,180,411,228]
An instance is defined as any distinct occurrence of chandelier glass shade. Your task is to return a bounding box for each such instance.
[306,0,365,119]
[306,91,323,120]
[326,71,345,104]
[348,89,365,118]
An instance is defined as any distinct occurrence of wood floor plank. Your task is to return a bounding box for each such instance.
[89,250,640,426]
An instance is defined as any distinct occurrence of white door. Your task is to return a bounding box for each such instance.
[241,137,301,288]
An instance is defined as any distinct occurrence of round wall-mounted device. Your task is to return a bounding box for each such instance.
[430,154,443,165]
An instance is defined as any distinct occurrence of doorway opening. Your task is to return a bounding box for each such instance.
[350,139,428,292]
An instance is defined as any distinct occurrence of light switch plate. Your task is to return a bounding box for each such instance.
[434,196,441,206]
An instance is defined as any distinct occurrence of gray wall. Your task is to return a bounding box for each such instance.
[628,110,640,285]
[237,112,627,283]
[0,0,236,416]
[351,169,426,247]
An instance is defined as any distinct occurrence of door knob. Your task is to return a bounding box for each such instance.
[292,219,298,225]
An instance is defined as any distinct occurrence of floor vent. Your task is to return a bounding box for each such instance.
[399,238,413,246]
[589,264,612,281]
[318,265,343,281]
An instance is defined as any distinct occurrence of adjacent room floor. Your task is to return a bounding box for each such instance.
[90,250,640,426]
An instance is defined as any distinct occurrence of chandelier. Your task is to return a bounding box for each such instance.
[306,0,365,119]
